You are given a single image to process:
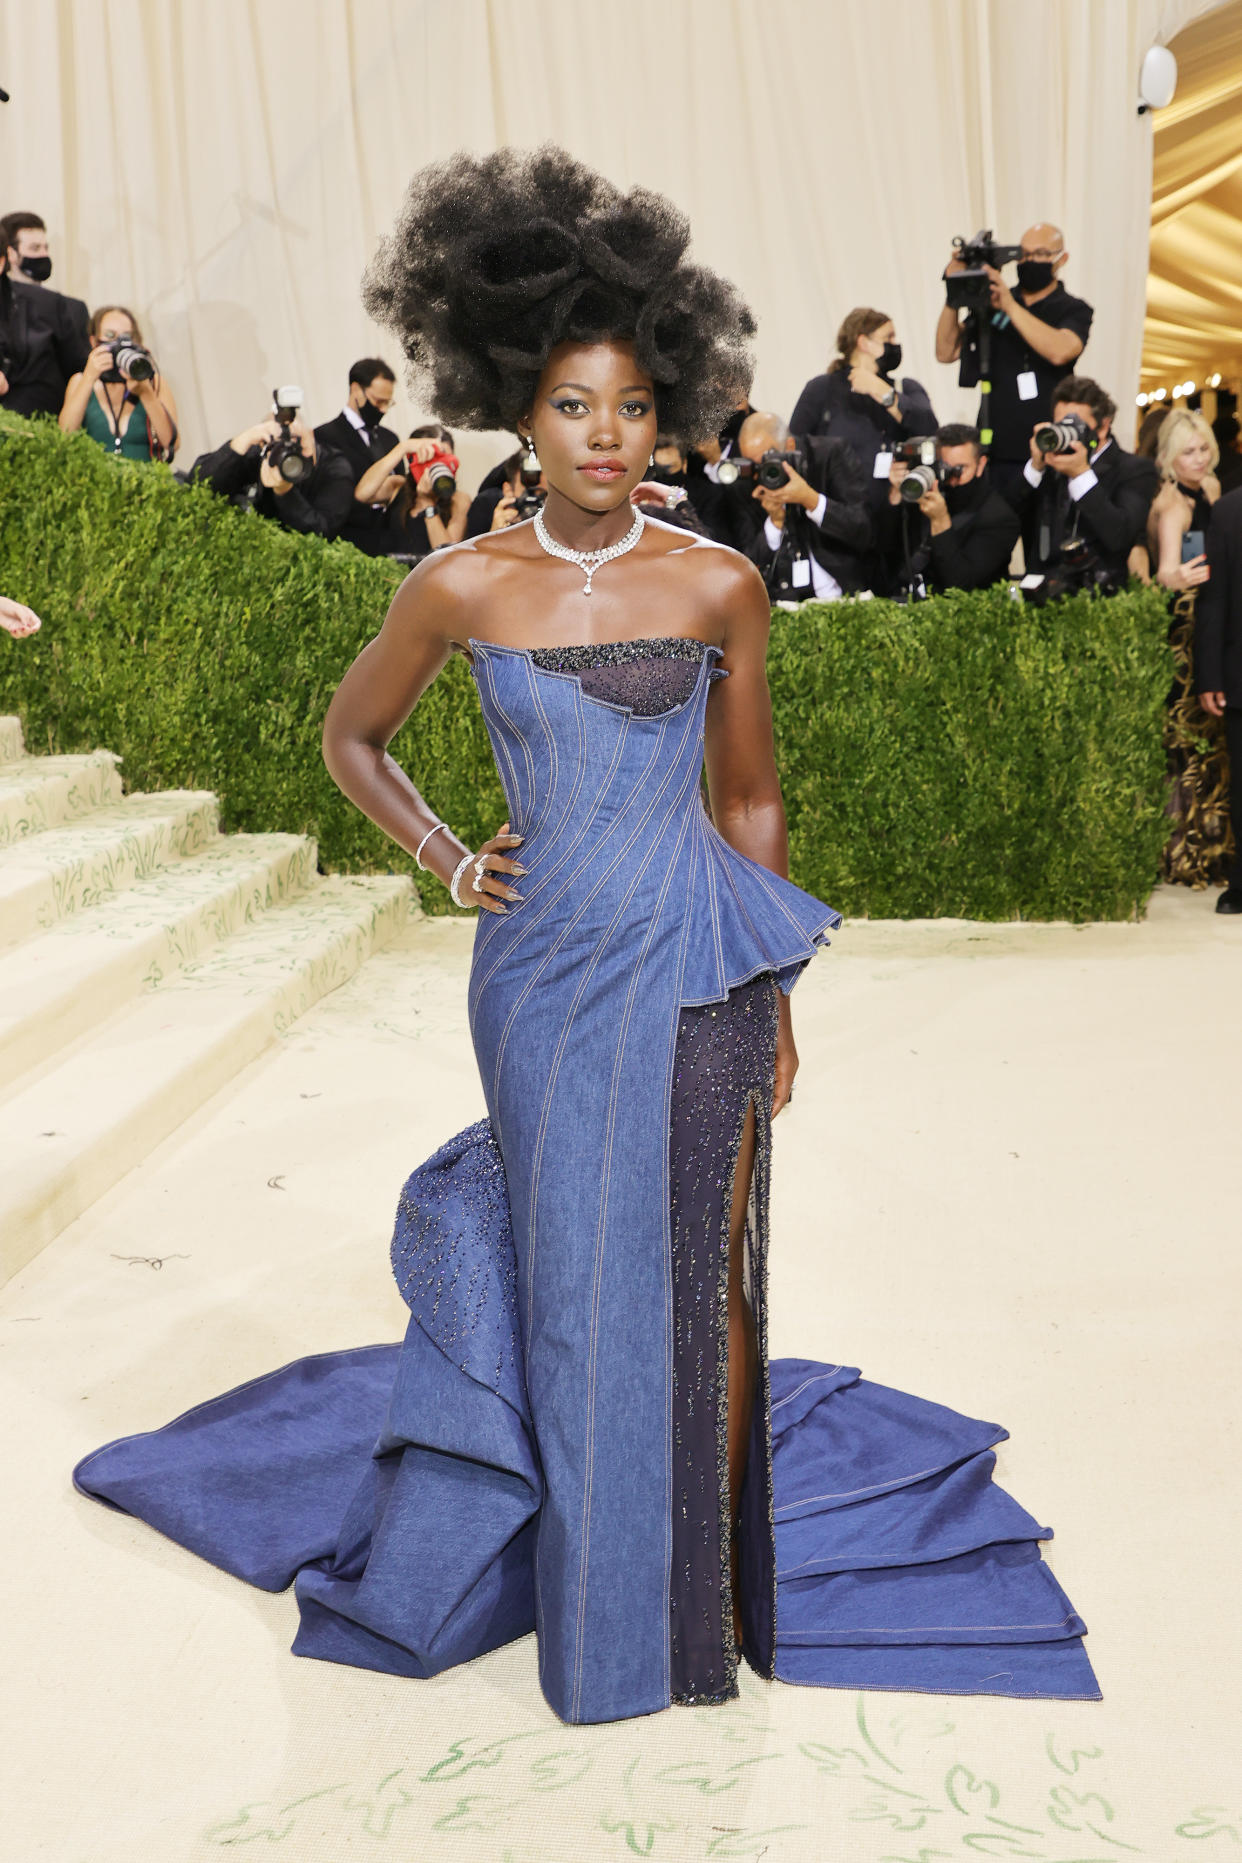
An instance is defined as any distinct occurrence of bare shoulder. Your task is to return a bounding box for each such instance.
[681,533,772,643]
[649,523,768,605]
[386,526,522,612]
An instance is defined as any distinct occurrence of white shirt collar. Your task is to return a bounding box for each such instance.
[342,404,368,436]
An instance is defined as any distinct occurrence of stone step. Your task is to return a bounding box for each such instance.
[0,832,317,1093]
[0,874,413,1284]
[0,749,124,847]
[0,716,24,762]
[0,789,221,951]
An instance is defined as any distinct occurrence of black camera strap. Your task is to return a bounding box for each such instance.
[99,380,134,454]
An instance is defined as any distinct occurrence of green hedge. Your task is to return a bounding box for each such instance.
[0,413,1172,920]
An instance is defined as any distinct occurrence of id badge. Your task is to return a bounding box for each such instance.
[873,450,894,479]
[1017,371,1038,401]
[791,556,812,588]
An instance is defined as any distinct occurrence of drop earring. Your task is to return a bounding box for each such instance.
[524,433,539,470]
[649,452,656,468]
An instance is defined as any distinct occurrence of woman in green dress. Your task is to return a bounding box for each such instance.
[58,304,178,462]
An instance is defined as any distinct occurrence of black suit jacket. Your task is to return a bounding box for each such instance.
[877,474,1020,594]
[313,412,402,554]
[1196,486,1242,705]
[742,434,871,596]
[0,277,91,416]
[189,439,355,539]
[788,368,938,512]
[1017,440,1157,582]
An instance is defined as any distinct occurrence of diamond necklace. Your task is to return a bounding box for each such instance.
[533,504,645,596]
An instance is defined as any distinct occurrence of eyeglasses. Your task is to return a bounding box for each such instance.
[941,463,972,482]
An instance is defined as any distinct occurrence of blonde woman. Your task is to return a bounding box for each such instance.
[1152,408,1229,888]
[1148,409,1219,592]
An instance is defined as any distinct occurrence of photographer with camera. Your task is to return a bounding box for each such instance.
[936,224,1093,505]
[1017,375,1157,596]
[58,305,178,461]
[731,410,871,602]
[465,447,549,537]
[877,424,1020,598]
[790,308,937,511]
[314,359,402,555]
[0,215,90,416]
[354,422,471,557]
[189,388,355,538]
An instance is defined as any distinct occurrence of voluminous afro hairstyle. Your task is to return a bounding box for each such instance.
[361,145,756,444]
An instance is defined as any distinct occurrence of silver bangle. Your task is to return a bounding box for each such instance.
[449,852,477,908]
[414,820,449,869]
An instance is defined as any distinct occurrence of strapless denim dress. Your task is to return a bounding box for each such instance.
[74,638,1100,1725]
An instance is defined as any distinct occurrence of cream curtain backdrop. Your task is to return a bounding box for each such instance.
[0,0,1222,482]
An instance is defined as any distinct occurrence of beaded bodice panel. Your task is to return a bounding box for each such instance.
[525,636,718,718]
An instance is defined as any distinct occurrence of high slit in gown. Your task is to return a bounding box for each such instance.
[73,636,1100,1724]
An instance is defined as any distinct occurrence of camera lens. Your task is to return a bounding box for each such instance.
[116,343,154,383]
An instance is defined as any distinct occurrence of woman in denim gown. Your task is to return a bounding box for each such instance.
[75,150,1099,1725]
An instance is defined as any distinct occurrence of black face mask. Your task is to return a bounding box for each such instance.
[876,340,902,378]
[357,396,386,430]
[1017,259,1054,294]
[19,254,53,283]
[944,475,978,513]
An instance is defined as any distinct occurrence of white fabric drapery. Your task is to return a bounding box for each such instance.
[0,0,1220,480]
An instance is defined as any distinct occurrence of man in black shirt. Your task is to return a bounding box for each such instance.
[877,423,1020,597]
[734,411,871,602]
[935,223,1093,506]
[1014,375,1157,589]
[190,408,355,539]
[314,358,402,554]
[0,217,90,416]
[1196,487,1242,913]
[1212,415,1242,498]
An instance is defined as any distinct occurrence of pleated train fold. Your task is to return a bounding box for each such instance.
[75,1119,1099,1703]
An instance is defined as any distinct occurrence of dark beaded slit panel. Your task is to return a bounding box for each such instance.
[529,642,779,1705]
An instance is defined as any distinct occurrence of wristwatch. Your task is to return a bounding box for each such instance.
[880,388,897,409]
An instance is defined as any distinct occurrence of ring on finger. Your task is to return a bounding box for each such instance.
[471,855,488,892]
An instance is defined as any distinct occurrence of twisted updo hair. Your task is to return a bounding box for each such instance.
[361,145,756,443]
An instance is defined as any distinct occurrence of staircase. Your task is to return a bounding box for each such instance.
[0,717,413,1284]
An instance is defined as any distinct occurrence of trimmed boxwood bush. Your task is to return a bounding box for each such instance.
[1,413,1171,920]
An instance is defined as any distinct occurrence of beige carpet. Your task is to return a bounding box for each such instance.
[5,890,1238,1861]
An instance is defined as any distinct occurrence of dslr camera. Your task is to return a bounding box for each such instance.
[101,338,155,384]
[514,454,546,520]
[1019,536,1120,606]
[264,385,308,484]
[716,445,808,490]
[945,228,1023,314]
[892,435,945,503]
[394,447,458,515]
[1034,412,1094,456]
